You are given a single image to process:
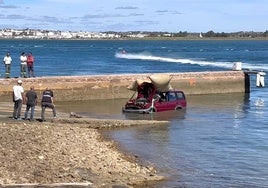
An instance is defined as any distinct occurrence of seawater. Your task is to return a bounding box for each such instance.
[1,39,268,187]
[1,39,268,77]
[57,92,268,188]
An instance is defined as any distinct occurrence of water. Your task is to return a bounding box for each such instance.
[57,92,268,188]
[1,39,268,78]
[1,39,268,187]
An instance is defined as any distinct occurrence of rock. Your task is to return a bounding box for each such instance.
[69,112,82,118]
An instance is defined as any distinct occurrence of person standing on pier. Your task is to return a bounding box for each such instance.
[3,52,12,78]
[27,52,35,77]
[20,52,27,78]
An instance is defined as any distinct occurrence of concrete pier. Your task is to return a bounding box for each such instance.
[0,71,248,101]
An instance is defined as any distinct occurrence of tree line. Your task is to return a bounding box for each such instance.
[111,30,268,38]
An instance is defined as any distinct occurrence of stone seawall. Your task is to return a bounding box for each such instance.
[0,71,247,101]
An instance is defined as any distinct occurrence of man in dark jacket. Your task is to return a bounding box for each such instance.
[24,86,38,121]
[41,88,57,122]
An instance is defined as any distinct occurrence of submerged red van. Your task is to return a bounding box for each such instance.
[122,82,186,113]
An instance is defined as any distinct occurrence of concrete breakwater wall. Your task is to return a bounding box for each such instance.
[0,71,247,101]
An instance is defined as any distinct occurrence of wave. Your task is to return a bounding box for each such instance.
[115,52,268,71]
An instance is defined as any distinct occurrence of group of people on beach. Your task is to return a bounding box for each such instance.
[13,79,57,122]
[3,52,35,78]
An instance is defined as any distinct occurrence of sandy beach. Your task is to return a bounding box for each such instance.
[0,101,167,187]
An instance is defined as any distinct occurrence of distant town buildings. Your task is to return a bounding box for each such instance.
[0,28,149,39]
[0,28,267,39]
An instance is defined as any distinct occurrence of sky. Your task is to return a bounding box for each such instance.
[0,0,267,33]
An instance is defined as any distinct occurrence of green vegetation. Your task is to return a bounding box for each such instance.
[115,30,268,39]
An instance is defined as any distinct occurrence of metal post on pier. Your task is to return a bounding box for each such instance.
[244,70,266,93]
[256,71,266,87]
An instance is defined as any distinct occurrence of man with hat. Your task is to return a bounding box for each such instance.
[13,79,24,120]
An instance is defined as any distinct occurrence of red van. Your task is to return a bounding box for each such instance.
[122,82,186,113]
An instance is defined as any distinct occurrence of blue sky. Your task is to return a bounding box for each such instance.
[0,0,267,32]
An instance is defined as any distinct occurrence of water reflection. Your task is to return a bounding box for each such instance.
[56,98,126,119]
[57,98,187,121]
[55,93,251,121]
[123,109,186,121]
[101,92,268,187]
[0,92,256,123]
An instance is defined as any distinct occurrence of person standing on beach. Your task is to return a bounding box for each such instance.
[13,80,24,120]
[20,52,27,78]
[24,86,38,121]
[3,52,12,78]
[27,52,35,77]
[41,88,57,122]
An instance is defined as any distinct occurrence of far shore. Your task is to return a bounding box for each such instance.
[1,36,268,41]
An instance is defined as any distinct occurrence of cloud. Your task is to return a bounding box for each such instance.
[155,10,169,13]
[0,0,267,32]
[129,13,144,16]
[29,15,72,24]
[115,6,138,10]
[46,0,88,2]
[82,13,125,19]
[5,14,26,19]
[172,11,183,15]
[155,10,183,16]
[82,12,143,20]
[0,5,18,9]
[0,12,72,27]
[135,20,158,25]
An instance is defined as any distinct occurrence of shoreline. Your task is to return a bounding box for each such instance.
[0,101,167,187]
[1,36,268,41]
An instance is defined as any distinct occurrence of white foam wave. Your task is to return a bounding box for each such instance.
[34,45,44,48]
[115,52,268,71]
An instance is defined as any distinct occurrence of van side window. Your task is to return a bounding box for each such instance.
[176,92,184,99]
[168,92,177,101]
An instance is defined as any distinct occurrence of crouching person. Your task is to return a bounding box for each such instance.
[41,88,57,122]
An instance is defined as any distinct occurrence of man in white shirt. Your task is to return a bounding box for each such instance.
[3,52,12,78]
[20,52,27,78]
[13,80,24,120]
